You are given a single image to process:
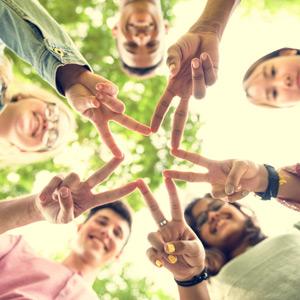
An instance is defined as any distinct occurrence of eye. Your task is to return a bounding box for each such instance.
[272,88,278,100]
[127,41,138,49]
[271,66,276,77]
[211,201,223,211]
[97,219,107,226]
[196,212,208,227]
[146,41,157,48]
[113,228,122,239]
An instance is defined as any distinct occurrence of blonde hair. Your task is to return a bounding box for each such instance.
[0,84,76,167]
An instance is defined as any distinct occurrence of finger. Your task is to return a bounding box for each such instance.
[93,182,137,206]
[85,156,124,189]
[112,113,151,136]
[148,231,165,252]
[57,187,74,223]
[211,185,227,200]
[191,58,206,99]
[163,170,209,183]
[61,172,80,189]
[146,247,164,268]
[40,175,63,202]
[137,179,166,225]
[227,190,249,202]
[150,88,173,133]
[225,161,249,195]
[76,96,101,113]
[96,83,119,96]
[95,121,123,158]
[167,44,182,77]
[201,53,217,86]
[171,149,211,168]
[164,178,183,221]
[171,97,189,149]
[95,93,125,114]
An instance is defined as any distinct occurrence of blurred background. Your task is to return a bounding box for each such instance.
[2,0,300,299]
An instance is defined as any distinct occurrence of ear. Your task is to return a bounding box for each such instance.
[111,25,118,38]
[279,48,298,56]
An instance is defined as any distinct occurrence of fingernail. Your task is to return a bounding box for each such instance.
[225,184,235,195]
[166,243,175,253]
[96,84,103,91]
[39,194,46,202]
[242,190,249,197]
[167,255,177,264]
[93,100,99,107]
[96,93,103,99]
[192,59,199,68]
[60,187,69,198]
[155,259,163,268]
[201,53,207,60]
[169,64,176,73]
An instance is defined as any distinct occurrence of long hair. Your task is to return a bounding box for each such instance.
[184,194,267,276]
[0,84,76,167]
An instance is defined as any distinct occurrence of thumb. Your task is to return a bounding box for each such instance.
[167,44,182,77]
[225,161,249,195]
[57,187,74,223]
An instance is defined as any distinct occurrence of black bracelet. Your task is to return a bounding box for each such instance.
[175,267,209,287]
[255,164,279,200]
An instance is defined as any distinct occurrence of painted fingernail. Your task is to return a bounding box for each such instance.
[155,259,163,268]
[242,190,249,197]
[192,59,199,68]
[167,255,177,264]
[166,243,175,253]
[225,184,234,195]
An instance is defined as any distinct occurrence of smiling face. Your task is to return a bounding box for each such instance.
[113,0,167,73]
[243,49,300,107]
[1,96,71,152]
[74,208,130,267]
[191,197,247,250]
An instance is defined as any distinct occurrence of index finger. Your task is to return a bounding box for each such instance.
[150,88,174,133]
[171,149,212,168]
[171,97,189,149]
[137,179,166,226]
[40,175,63,202]
[191,58,206,99]
[201,53,217,86]
[164,178,183,221]
[95,93,125,114]
[85,156,124,189]
[163,170,209,183]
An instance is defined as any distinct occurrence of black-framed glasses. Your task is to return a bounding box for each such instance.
[195,199,225,230]
[0,79,7,103]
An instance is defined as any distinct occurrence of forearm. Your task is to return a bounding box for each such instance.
[0,194,43,234]
[277,169,300,202]
[189,0,240,39]
[178,281,210,300]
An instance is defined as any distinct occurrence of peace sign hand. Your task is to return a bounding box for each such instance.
[164,149,268,202]
[35,157,138,224]
[138,178,205,281]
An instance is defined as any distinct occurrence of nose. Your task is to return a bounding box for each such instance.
[284,74,293,87]
[132,32,151,46]
[207,210,219,222]
[276,74,293,87]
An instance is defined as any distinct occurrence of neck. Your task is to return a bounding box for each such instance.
[62,252,100,284]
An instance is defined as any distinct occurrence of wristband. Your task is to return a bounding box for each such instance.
[175,267,209,287]
[255,164,279,200]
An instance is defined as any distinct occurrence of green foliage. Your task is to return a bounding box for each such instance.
[1,0,201,209]
[92,263,173,300]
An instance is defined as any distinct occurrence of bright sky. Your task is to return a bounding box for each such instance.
[8,1,300,299]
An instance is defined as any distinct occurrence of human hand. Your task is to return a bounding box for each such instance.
[164,149,268,202]
[151,31,218,149]
[35,157,138,223]
[138,177,205,281]
[66,79,151,158]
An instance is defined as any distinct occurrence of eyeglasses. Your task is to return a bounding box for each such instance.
[42,102,60,150]
[195,199,225,230]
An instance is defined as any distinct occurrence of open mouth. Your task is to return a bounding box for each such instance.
[32,112,46,138]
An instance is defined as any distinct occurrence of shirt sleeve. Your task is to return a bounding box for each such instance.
[0,0,91,95]
[276,163,300,212]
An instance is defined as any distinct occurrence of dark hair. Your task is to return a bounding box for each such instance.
[86,201,132,231]
[243,47,300,83]
[184,194,266,276]
[121,58,163,77]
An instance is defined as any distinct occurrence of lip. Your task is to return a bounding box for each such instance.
[297,71,300,90]
[88,234,109,252]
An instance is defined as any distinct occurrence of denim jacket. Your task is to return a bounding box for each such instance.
[0,0,91,94]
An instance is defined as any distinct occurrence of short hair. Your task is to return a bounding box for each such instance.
[86,201,132,231]
[121,58,163,78]
[243,47,300,83]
